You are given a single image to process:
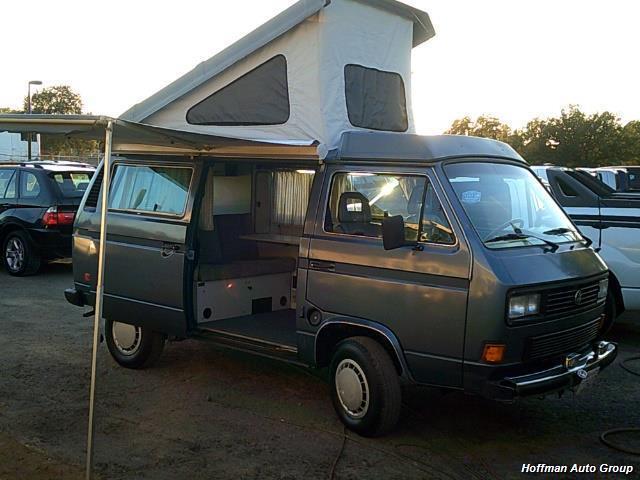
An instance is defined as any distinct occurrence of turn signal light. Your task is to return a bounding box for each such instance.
[482,344,506,364]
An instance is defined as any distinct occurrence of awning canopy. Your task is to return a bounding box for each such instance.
[0,114,320,160]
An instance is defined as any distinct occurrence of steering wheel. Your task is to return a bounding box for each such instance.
[484,218,525,241]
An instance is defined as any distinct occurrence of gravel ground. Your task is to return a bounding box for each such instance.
[1,262,639,479]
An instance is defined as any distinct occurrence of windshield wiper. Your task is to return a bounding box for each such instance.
[543,227,573,236]
[543,227,593,248]
[486,231,560,253]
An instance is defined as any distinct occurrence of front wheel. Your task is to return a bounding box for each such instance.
[105,318,165,369]
[330,337,402,437]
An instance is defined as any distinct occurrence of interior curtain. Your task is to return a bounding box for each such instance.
[272,171,314,226]
[200,169,215,231]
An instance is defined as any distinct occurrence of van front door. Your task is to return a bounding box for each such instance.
[306,166,471,387]
[95,162,195,336]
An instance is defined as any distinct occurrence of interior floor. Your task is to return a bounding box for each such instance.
[199,309,298,350]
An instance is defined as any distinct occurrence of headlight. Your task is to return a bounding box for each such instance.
[508,294,541,320]
[598,278,609,302]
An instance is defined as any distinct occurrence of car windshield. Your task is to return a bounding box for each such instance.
[445,162,583,249]
[51,171,94,198]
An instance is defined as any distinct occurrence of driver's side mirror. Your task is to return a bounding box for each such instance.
[382,215,417,251]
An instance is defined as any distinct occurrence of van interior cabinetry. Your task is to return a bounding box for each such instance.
[196,272,292,322]
[193,165,313,349]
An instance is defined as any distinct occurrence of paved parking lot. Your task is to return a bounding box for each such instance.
[1,263,639,479]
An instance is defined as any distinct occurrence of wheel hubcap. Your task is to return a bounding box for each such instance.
[112,322,142,356]
[5,238,25,272]
[335,359,370,419]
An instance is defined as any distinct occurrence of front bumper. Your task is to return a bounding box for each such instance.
[486,341,618,401]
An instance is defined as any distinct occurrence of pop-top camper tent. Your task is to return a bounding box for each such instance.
[121,0,434,155]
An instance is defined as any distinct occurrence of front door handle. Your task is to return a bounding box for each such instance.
[310,260,336,272]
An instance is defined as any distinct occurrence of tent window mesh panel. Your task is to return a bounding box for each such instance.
[344,64,408,132]
[186,55,290,126]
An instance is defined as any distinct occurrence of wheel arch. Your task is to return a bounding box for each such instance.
[315,318,411,380]
[0,222,30,247]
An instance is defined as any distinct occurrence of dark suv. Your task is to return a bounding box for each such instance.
[0,161,95,275]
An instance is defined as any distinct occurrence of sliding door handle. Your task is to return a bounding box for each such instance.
[161,243,181,258]
[310,260,336,272]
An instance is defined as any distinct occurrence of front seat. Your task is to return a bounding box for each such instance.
[334,192,380,237]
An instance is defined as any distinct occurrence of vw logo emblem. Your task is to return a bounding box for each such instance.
[577,369,588,380]
[574,289,584,305]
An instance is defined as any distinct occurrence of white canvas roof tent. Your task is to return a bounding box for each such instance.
[121,0,435,154]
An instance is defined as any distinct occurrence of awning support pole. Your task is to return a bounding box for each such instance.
[86,120,113,480]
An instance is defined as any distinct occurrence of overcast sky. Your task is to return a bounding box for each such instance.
[1,0,638,134]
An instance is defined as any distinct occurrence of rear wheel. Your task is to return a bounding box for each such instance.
[329,336,402,437]
[105,318,166,369]
[3,230,41,276]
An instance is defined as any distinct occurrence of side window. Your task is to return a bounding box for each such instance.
[20,172,41,198]
[0,170,17,200]
[419,183,455,245]
[556,178,578,197]
[325,173,423,240]
[109,165,192,216]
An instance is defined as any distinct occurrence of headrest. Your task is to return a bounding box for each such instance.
[338,192,372,224]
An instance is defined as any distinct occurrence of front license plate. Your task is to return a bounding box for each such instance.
[574,368,600,395]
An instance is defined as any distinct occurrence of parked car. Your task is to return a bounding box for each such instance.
[594,167,640,193]
[533,166,640,315]
[0,161,95,275]
[65,133,617,436]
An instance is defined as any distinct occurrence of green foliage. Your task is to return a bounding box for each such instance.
[446,107,640,167]
[446,115,513,143]
[17,85,99,157]
[0,107,22,114]
[24,85,82,114]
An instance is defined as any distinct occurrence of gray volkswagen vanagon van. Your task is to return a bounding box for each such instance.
[65,132,618,436]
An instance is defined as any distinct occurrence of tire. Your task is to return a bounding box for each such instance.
[2,230,41,276]
[105,318,166,369]
[329,336,402,437]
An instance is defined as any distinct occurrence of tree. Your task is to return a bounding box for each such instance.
[445,106,638,167]
[18,85,98,158]
[517,106,627,167]
[621,121,640,165]
[445,115,513,143]
[24,85,82,114]
[0,107,22,114]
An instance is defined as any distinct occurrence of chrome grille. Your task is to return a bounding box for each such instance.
[525,319,600,361]
[543,280,602,318]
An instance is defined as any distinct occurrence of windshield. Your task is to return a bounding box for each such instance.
[445,162,583,249]
[51,171,94,198]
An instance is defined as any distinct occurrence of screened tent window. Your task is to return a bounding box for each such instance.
[0,170,16,200]
[187,55,290,126]
[325,173,424,241]
[271,170,314,227]
[20,172,41,198]
[109,165,192,216]
[344,65,408,132]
